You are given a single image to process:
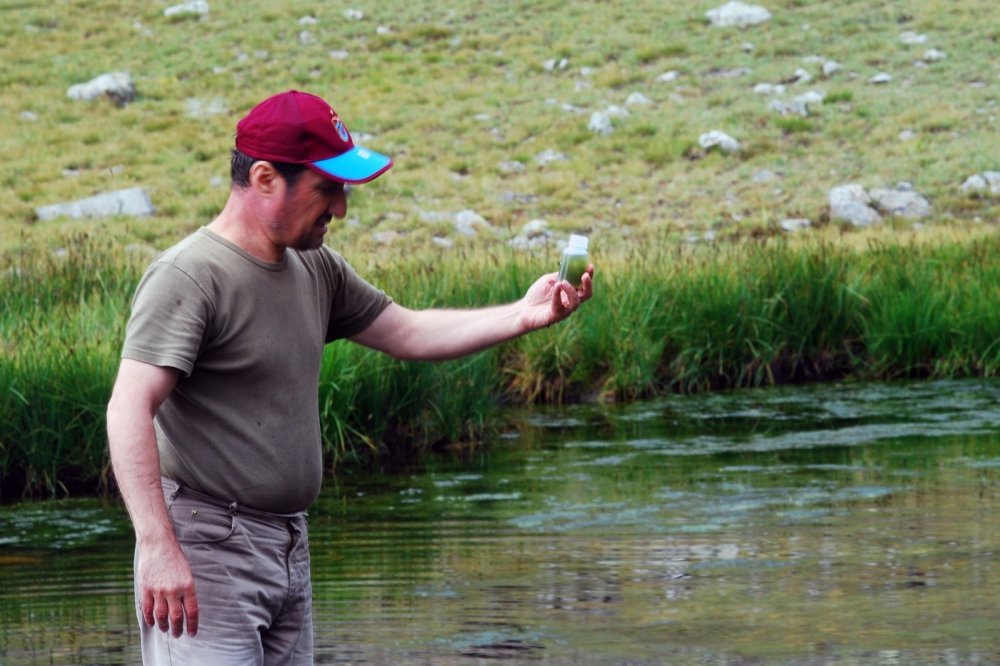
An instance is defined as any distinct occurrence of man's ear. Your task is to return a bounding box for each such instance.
[248,161,282,196]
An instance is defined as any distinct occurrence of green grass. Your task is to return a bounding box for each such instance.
[6,231,1000,498]
[2,0,998,254]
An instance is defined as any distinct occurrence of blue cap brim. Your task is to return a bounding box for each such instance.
[311,146,393,184]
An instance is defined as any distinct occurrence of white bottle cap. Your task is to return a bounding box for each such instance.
[567,234,589,251]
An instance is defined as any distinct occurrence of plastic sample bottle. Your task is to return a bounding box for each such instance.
[558,234,589,286]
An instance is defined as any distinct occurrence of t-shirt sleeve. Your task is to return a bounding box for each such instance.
[322,248,392,341]
[121,261,211,376]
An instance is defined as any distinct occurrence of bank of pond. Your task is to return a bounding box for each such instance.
[3,230,1000,499]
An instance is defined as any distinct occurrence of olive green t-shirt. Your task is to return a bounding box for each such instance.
[122,228,391,512]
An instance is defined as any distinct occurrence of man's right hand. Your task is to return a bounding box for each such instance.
[137,541,199,637]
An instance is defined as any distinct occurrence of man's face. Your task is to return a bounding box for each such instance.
[276,170,348,251]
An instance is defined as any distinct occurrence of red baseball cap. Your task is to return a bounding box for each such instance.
[235,90,392,184]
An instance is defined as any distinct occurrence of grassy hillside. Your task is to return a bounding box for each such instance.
[2,0,998,255]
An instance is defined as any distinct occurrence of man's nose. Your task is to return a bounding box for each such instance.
[328,186,348,218]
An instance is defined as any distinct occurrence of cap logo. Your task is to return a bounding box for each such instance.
[330,110,350,142]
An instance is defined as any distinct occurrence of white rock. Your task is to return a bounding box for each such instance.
[329,50,349,59]
[898,129,917,141]
[298,16,318,25]
[742,41,755,52]
[829,184,881,226]
[35,187,155,221]
[795,89,826,105]
[961,174,987,193]
[67,72,135,105]
[164,1,209,17]
[899,31,927,45]
[657,71,679,82]
[453,210,491,237]
[792,68,812,84]
[752,169,778,183]
[498,160,525,174]
[706,1,772,28]
[343,8,364,20]
[535,149,567,166]
[924,49,947,62]
[780,218,812,232]
[698,130,740,153]
[509,219,555,250]
[625,92,652,106]
[604,105,630,118]
[869,184,931,219]
[822,60,841,77]
[376,25,392,35]
[753,82,785,96]
[869,72,893,84]
[299,30,314,45]
[20,111,38,122]
[986,172,1000,193]
[588,112,614,135]
[432,236,454,249]
[543,58,569,71]
[185,97,227,118]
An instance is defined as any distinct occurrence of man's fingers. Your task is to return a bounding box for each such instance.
[141,591,155,627]
[184,592,200,636]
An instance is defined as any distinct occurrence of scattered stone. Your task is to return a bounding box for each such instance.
[657,71,680,82]
[822,60,841,77]
[625,92,652,106]
[535,149,567,166]
[67,72,136,106]
[329,50,349,60]
[604,105,630,118]
[20,111,38,122]
[709,67,752,78]
[752,169,778,183]
[924,49,947,62]
[185,97,227,118]
[698,130,740,153]
[343,8,364,20]
[376,25,392,35]
[898,129,917,141]
[829,184,881,226]
[780,218,812,232]
[164,1,209,18]
[453,210,492,237]
[498,159,525,175]
[869,72,893,84]
[543,58,569,71]
[35,187,155,221]
[299,30,314,45]
[431,236,454,249]
[509,219,555,250]
[371,230,399,245]
[588,111,614,135]
[753,82,786,96]
[960,171,1000,194]
[869,183,932,219]
[741,41,755,52]
[790,68,812,84]
[769,90,825,117]
[298,16,318,25]
[706,1,772,28]
[899,31,927,45]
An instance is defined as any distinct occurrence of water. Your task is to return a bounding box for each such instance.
[2,379,999,665]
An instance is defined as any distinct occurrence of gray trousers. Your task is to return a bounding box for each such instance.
[136,478,314,665]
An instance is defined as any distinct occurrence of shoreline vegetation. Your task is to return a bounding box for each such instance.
[3,228,1000,500]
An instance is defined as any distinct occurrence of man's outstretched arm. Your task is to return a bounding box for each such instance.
[350,268,594,361]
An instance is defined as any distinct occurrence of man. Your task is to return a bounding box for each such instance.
[106,89,593,665]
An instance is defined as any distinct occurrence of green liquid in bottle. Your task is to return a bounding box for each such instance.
[559,254,589,286]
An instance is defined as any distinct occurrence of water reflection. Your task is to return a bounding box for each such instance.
[2,380,999,665]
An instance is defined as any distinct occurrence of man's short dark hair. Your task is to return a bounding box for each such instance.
[230,148,308,190]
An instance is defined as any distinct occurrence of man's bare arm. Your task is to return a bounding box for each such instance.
[107,358,198,638]
[350,268,593,361]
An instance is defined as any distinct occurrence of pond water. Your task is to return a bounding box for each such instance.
[1,379,998,665]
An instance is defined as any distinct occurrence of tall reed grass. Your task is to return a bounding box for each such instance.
[3,232,1000,498]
